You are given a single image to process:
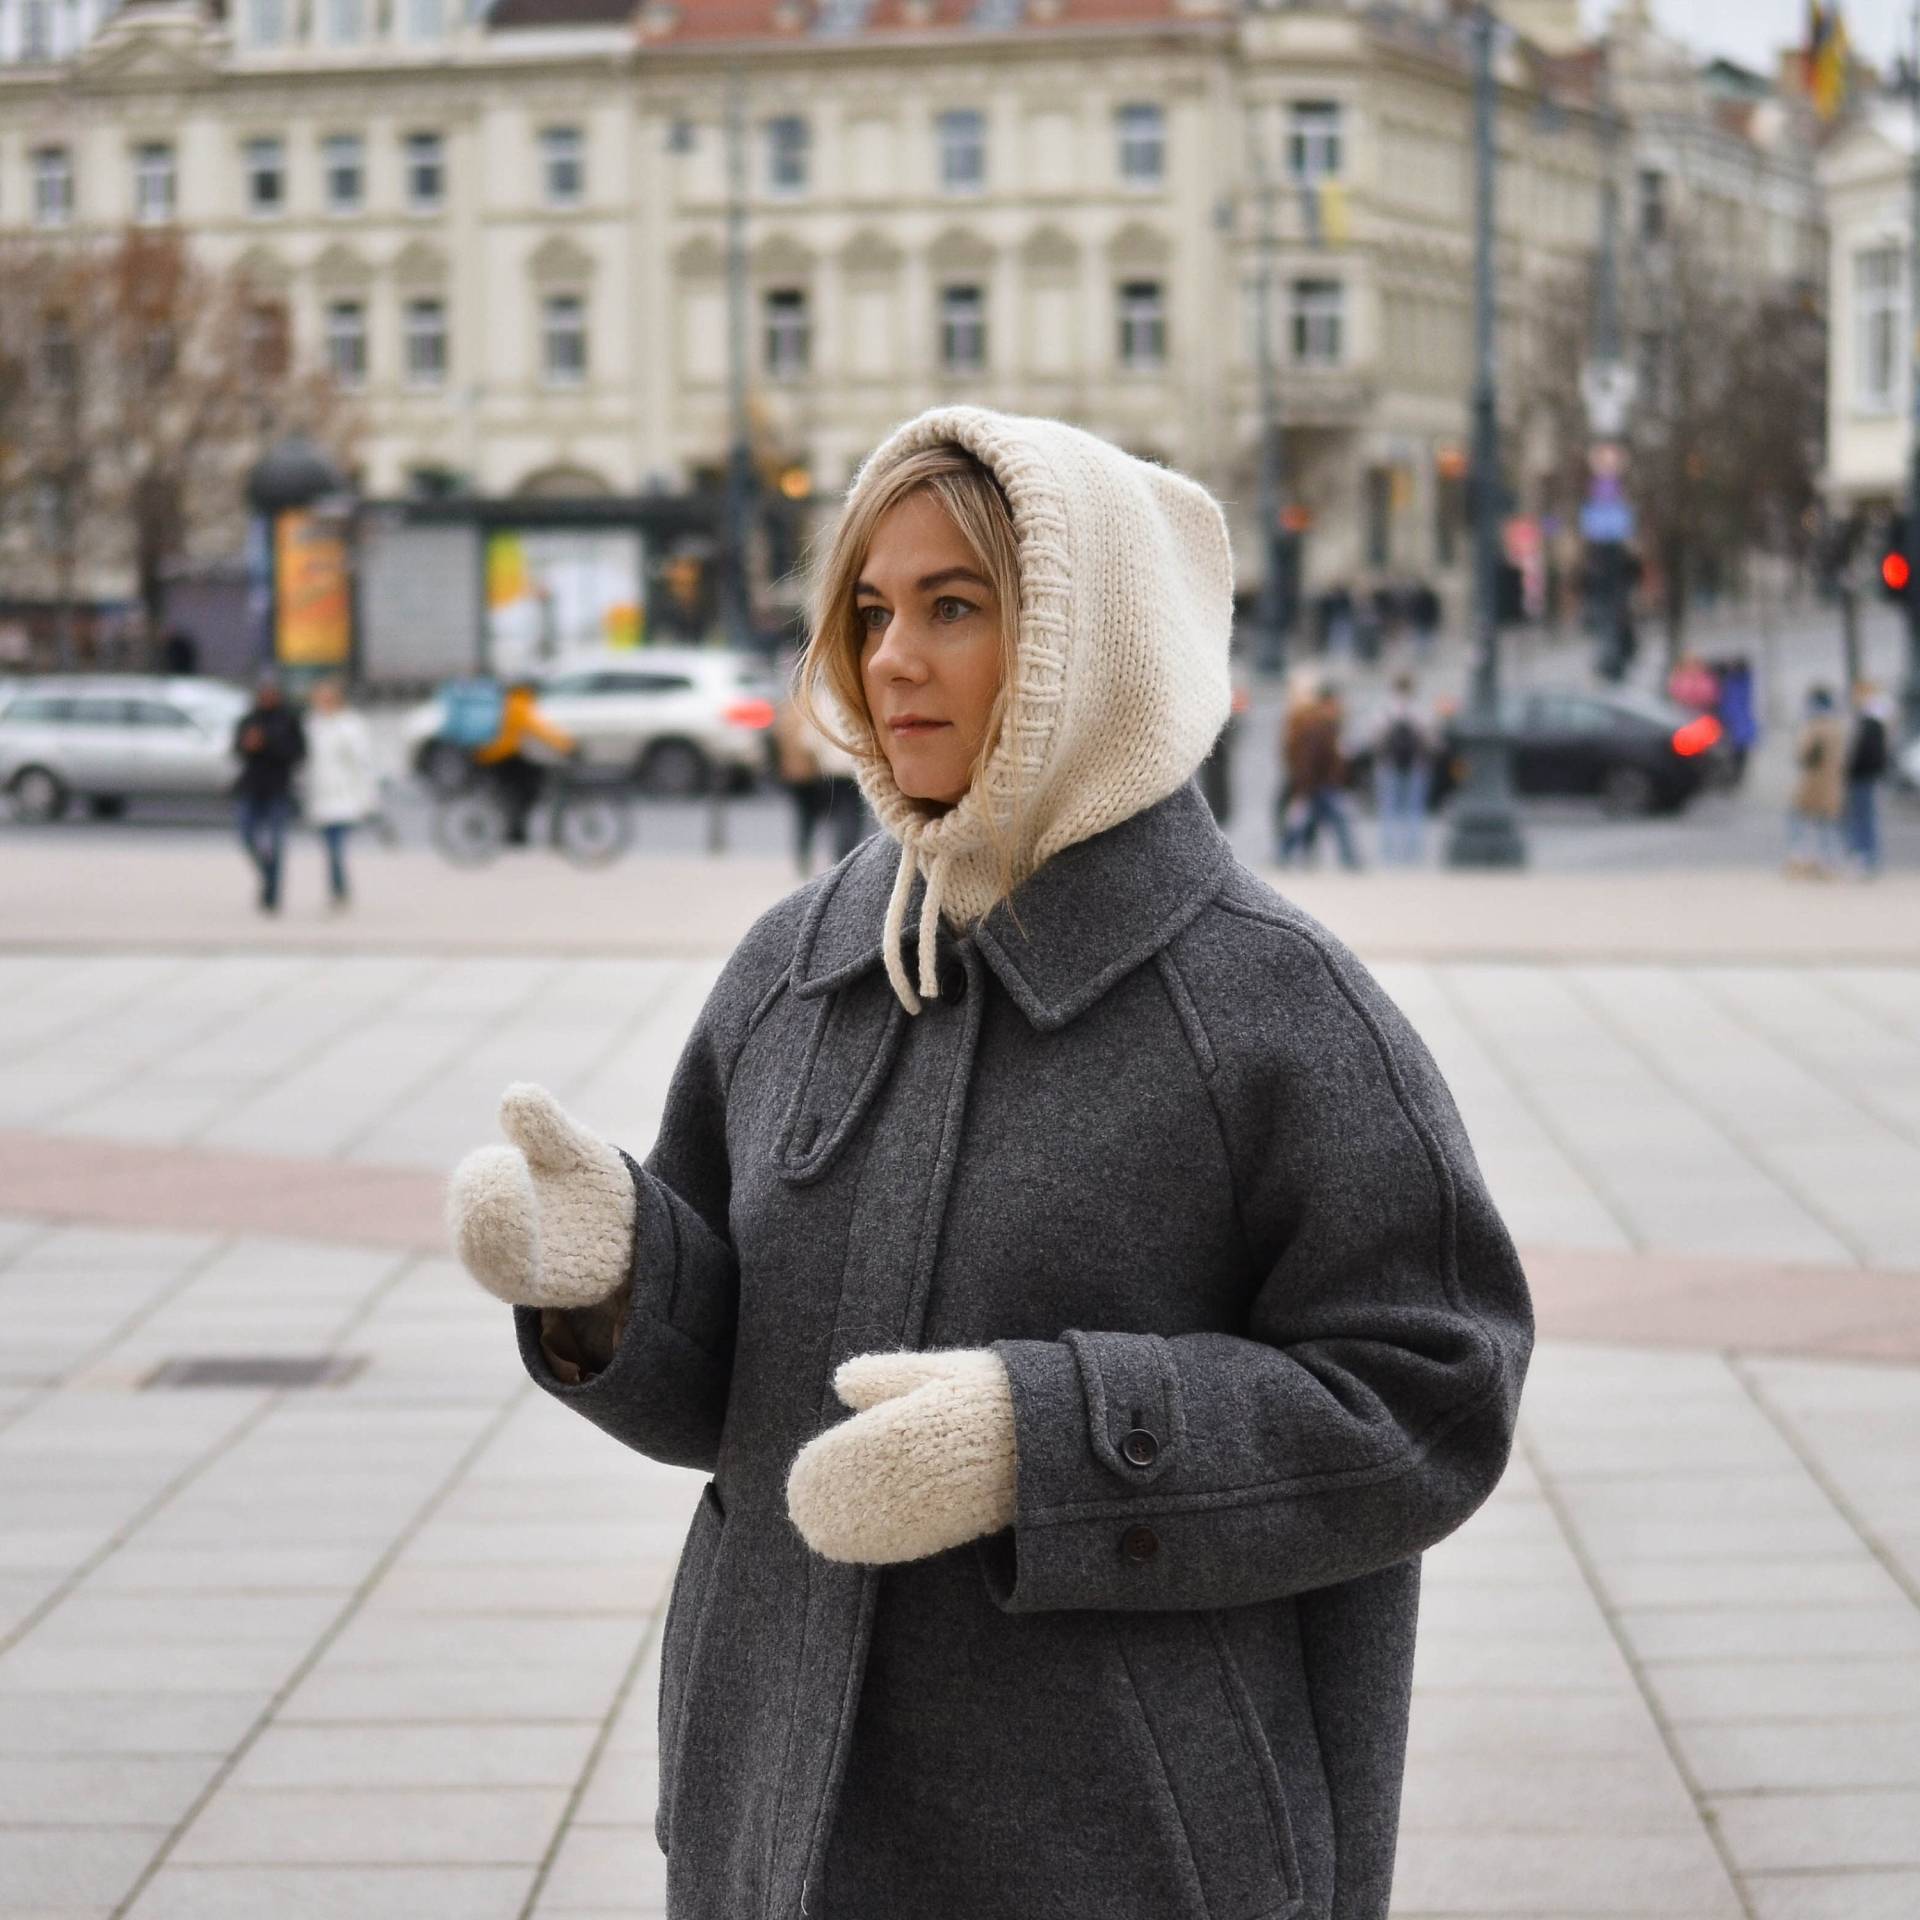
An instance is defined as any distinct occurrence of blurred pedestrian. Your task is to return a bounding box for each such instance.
[1666,654,1718,713]
[474,679,575,845]
[1714,655,1758,783]
[1844,680,1893,879]
[1410,579,1442,661]
[1372,673,1434,866]
[1785,686,1847,880]
[305,678,379,909]
[232,672,307,914]
[1278,678,1361,870]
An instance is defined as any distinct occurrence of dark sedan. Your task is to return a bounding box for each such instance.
[1348,688,1730,817]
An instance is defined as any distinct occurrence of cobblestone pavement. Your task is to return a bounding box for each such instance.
[1,892,1917,1917]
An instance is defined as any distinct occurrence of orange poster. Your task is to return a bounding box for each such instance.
[275,510,352,668]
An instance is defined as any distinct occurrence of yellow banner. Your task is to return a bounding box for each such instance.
[274,510,352,668]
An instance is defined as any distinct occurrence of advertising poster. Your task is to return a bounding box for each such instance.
[273,510,353,668]
[485,528,644,677]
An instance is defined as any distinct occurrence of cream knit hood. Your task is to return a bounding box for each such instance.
[845,406,1234,1015]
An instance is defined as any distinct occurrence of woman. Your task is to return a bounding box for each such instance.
[447,408,1532,1920]
[1787,685,1848,879]
[303,678,379,908]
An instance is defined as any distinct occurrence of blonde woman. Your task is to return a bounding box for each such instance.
[447,409,1532,1920]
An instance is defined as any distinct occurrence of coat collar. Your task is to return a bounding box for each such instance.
[790,780,1232,1031]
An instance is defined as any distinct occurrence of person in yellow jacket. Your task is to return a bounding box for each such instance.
[474,681,576,846]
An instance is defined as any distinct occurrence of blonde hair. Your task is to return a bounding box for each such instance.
[794,441,1027,908]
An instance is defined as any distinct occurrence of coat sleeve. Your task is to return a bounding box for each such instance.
[510,912,795,1472]
[976,907,1534,1613]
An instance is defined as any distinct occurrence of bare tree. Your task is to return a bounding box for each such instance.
[0,227,358,665]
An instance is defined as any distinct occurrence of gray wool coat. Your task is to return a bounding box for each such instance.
[513,778,1534,1920]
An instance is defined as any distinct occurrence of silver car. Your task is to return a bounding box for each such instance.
[0,675,250,821]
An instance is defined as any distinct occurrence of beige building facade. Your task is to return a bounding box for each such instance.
[2,0,1616,614]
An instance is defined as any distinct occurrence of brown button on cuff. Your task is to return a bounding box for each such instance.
[1120,1524,1159,1564]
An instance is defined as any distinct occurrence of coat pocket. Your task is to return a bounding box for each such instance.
[1113,1610,1303,1920]
[655,1479,726,1855]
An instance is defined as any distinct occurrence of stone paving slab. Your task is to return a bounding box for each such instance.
[0,1216,1911,1917]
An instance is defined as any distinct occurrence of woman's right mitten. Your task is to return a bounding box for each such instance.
[447,1082,637,1310]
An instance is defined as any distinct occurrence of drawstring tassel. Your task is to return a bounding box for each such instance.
[882,826,924,1016]
[916,849,949,1006]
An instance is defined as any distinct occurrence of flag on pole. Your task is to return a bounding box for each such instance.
[1808,2,1851,122]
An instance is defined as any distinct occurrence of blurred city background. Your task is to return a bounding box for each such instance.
[4,0,1920,1916]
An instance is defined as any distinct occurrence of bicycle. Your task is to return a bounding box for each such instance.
[430,756,634,868]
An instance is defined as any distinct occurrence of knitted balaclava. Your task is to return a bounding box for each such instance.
[844,406,1234,1015]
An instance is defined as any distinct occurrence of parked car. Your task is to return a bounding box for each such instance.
[1346,687,1731,817]
[403,649,781,797]
[0,675,250,822]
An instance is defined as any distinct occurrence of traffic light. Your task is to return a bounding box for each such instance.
[1880,515,1912,601]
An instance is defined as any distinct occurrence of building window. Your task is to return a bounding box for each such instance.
[764,288,809,380]
[1855,245,1903,415]
[404,297,447,389]
[541,126,585,207]
[1291,277,1343,366]
[132,143,175,226]
[22,0,52,60]
[542,292,588,386]
[31,147,72,228]
[142,324,176,385]
[1287,102,1343,183]
[246,301,291,382]
[1115,103,1164,186]
[404,132,445,210]
[1638,168,1668,245]
[1117,279,1166,369]
[39,314,75,394]
[406,0,444,36]
[939,284,986,373]
[324,0,363,41]
[322,135,364,214]
[247,0,286,45]
[244,137,284,215]
[765,114,809,195]
[325,299,367,388]
[937,109,986,194]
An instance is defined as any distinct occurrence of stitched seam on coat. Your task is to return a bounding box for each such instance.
[1153,943,1254,1276]
[1204,1610,1300,1908]
[1208,896,1502,1402]
[1108,1619,1213,1920]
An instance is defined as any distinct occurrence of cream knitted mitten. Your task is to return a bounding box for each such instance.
[446,1083,635,1310]
[786,1348,1017,1565]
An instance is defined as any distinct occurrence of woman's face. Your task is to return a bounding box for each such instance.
[856,489,1005,809]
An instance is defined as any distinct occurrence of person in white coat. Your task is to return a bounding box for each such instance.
[304,679,379,908]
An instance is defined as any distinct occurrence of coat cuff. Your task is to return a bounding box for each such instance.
[977,1332,1189,1613]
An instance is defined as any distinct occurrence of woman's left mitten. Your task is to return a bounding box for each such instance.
[446,1083,636,1309]
[786,1349,1016,1565]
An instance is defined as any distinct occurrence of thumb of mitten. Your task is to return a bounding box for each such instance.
[496,1082,634,1307]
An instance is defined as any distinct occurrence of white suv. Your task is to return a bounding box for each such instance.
[0,675,250,821]
[404,648,781,796]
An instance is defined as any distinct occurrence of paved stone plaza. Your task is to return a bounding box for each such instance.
[1,848,1917,1917]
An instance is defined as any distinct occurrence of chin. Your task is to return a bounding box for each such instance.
[888,756,968,808]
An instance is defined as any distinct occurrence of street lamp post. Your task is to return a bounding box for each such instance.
[1587,58,1636,685]
[1247,113,1290,680]
[1904,1,1920,739]
[1444,2,1527,869]
[724,66,756,657]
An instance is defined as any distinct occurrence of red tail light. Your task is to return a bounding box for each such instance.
[723,699,776,730]
[1672,715,1721,758]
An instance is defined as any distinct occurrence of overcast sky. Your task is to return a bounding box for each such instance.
[1579,0,1910,70]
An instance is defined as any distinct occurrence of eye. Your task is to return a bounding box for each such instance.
[933,596,977,623]
[856,603,888,634]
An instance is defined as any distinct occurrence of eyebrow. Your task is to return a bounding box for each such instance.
[854,566,990,598]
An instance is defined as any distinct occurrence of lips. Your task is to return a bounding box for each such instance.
[889,718,949,735]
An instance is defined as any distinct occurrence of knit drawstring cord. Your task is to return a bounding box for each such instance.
[881,822,925,1016]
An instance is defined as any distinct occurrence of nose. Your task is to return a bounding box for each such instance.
[866,613,931,683]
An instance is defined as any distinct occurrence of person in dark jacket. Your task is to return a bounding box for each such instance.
[446,408,1533,1920]
[231,673,307,913]
[1844,681,1893,877]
